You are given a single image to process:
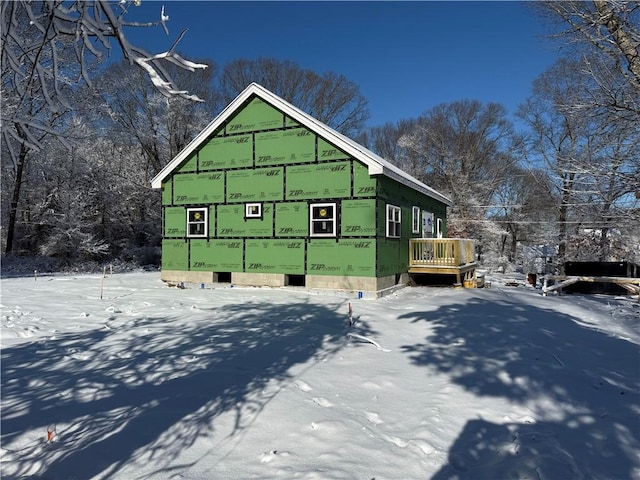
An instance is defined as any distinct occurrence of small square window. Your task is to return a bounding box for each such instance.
[245,203,262,219]
[386,204,401,238]
[310,203,336,237]
[187,208,207,238]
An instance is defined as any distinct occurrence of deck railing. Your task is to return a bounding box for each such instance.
[409,238,477,267]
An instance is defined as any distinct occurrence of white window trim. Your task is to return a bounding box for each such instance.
[412,206,420,234]
[186,207,208,238]
[386,204,401,238]
[245,202,262,219]
[310,202,337,237]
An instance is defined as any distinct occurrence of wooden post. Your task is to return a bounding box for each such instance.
[100,267,105,300]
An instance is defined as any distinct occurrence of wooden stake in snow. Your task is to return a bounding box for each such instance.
[99,266,107,300]
[109,264,113,277]
[348,301,353,326]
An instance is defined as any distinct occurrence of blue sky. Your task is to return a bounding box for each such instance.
[123,1,559,128]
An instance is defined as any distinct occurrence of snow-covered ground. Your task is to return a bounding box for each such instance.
[1,271,639,480]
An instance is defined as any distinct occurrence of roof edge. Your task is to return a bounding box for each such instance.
[150,85,259,189]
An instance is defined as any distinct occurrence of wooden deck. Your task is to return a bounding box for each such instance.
[408,238,478,286]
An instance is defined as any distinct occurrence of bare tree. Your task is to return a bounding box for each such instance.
[83,59,219,253]
[2,0,208,156]
[219,58,369,136]
[357,119,420,172]
[572,118,640,260]
[489,166,556,261]
[95,58,218,175]
[518,60,590,267]
[518,58,639,264]
[526,1,640,264]
[534,1,640,125]
[1,0,207,254]
[537,1,640,91]
[398,100,518,239]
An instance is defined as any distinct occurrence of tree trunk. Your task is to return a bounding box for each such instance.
[599,225,609,261]
[510,231,518,262]
[500,233,507,257]
[5,142,29,254]
[557,200,568,275]
[593,0,640,91]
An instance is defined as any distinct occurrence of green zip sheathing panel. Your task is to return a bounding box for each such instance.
[173,173,225,205]
[245,239,305,274]
[274,202,308,237]
[285,116,299,128]
[164,207,186,237]
[318,137,350,161]
[199,134,253,170]
[255,128,315,166]
[341,199,376,236]
[161,180,173,206]
[190,239,243,271]
[162,240,188,270]
[307,239,376,277]
[353,161,377,197]
[217,204,274,237]
[227,168,284,202]
[286,161,351,200]
[226,97,283,134]
[377,238,409,277]
[189,240,217,271]
[176,152,198,173]
[169,98,350,175]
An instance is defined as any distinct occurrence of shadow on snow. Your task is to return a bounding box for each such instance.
[1,297,372,479]
[399,290,639,480]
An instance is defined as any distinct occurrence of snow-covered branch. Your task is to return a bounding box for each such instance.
[2,0,207,156]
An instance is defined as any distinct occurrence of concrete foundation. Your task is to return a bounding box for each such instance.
[232,272,285,287]
[160,271,409,298]
[161,270,216,284]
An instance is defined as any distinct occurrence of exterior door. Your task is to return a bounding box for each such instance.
[422,211,434,238]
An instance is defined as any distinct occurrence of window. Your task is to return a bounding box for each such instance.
[187,208,207,238]
[386,204,401,238]
[310,203,336,237]
[412,206,420,234]
[245,203,262,219]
